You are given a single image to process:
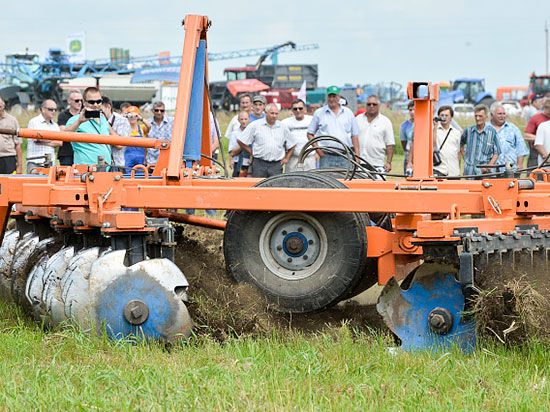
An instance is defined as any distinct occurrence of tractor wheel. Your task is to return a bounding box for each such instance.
[224,172,369,313]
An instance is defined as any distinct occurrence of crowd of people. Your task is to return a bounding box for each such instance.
[0,86,549,180]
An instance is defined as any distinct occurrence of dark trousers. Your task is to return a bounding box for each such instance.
[251,158,283,178]
[58,155,73,166]
[528,145,540,169]
[0,156,16,174]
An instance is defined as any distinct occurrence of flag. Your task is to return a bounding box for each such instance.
[66,32,86,63]
[298,80,307,103]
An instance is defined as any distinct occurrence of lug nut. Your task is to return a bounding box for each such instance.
[282,230,287,236]
[287,258,292,263]
[297,227,303,232]
[303,255,308,260]
[276,245,282,251]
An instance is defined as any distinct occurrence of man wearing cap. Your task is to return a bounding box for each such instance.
[525,97,550,168]
[0,97,23,174]
[356,95,395,173]
[250,95,267,122]
[26,99,62,170]
[64,87,121,166]
[306,85,360,168]
[238,103,295,178]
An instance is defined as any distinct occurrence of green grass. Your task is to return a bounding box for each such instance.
[0,301,549,410]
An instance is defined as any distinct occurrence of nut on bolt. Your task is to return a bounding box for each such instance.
[114,175,121,181]
[88,174,95,182]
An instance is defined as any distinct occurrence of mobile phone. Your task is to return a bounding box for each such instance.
[84,110,101,119]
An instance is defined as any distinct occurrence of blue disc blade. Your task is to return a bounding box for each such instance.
[377,266,476,352]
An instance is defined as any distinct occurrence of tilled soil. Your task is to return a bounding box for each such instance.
[173,224,386,341]
[474,262,550,344]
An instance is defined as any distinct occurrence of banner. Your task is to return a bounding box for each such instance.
[66,32,86,63]
[298,80,307,103]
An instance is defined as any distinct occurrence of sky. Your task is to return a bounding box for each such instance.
[1,0,549,94]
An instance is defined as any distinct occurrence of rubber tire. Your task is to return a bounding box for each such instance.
[224,171,368,313]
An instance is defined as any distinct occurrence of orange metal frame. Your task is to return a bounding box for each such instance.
[1,15,549,287]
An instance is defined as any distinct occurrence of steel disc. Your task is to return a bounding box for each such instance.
[0,230,20,300]
[377,263,476,352]
[88,250,192,342]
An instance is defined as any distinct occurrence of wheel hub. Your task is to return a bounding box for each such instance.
[259,213,327,280]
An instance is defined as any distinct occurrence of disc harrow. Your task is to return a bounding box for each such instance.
[0,219,192,342]
[0,15,549,351]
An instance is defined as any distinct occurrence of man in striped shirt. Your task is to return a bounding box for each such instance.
[460,105,501,178]
[238,103,295,178]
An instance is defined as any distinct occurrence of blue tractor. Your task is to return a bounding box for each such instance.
[441,78,494,107]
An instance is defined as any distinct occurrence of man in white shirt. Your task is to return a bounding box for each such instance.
[26,99,62,170]
[534,119,550,167]
[432,105,462,176]
[101,97,130,170]
[282,99,315,172]
[228,111,250,177]
[238,103,295,178]
[225,94,253,139]
[356,95,394,172]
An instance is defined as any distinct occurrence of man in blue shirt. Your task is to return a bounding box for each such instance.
[490,103,528,172]
[306,86,360,168]
[65,87,121,165]
[399,100,414,175]
[460,105,501,178]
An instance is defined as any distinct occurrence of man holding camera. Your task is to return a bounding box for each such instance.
[64,87,120,166]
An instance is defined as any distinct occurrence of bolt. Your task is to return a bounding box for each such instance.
[161,142,168,148]
[75,220,84,227]
[102,222,111,228]
[308,239,313,245]
[89,174,94,182]
[276,245,282,251]
[509,182,515,188]
[184,171,188,177]
[287,258,292,263]
[282,230,287,236]
[92,166,97,172]
[297,227,303,232]
[430,314,445,328]
[303,255,308,260]
[130,305,143,319]
[483,182,491,188]
[114,175,121,181]
[192,171,197,176]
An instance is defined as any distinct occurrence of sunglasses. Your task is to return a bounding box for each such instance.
[154,109,165,113]
[86,99,103,105]
[292,107,305,111]
[366,103,378,106]
[72,99,82,103]
[44,107,57,111]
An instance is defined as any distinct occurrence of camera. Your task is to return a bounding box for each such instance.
[84,110,101,119]
[433,116,445,123]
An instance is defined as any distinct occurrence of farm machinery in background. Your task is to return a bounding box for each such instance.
[209,42,319,111]
[438,78,495,107]
[0,15,549,351]
[0,40,318,110]
[528,72,550,99]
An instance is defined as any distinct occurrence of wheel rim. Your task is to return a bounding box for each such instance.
[259,212,327,281]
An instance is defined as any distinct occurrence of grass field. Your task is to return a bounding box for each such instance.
[4,107,548,410]
[1,300,549,410]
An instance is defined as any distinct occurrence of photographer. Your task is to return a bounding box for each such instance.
[64,87,121,166]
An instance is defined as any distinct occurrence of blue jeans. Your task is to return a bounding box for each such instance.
[319,153,349,169]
